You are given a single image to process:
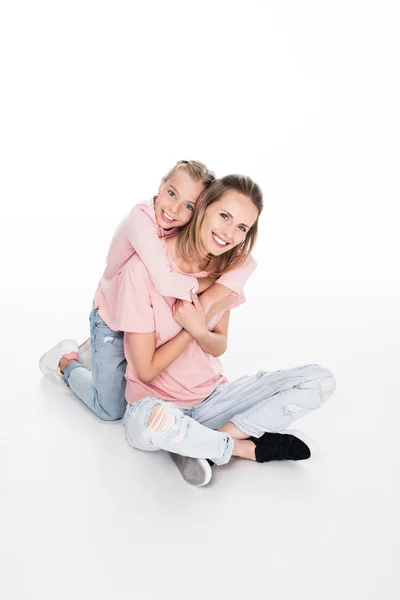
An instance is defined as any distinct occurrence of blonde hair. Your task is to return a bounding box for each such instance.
[164,160,216,191]
[176,174,263,278]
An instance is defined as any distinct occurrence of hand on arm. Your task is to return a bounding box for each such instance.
[200,255,256,319]
[172,292,207,340]
[197,283,238,324]
[173,292,230,357]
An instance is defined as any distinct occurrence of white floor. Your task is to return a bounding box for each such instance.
[1,288,399,600]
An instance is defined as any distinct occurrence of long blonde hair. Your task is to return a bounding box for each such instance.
[176,174,263,278]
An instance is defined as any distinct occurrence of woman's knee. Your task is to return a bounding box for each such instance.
[308,365,336,400]
[124,399,186,450]
[146,402,187,444]
[321,369,336,399]
[296,364,336,401]
[124,400,156,449]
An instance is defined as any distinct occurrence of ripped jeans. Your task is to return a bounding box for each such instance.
[123,365,336,465]
[63,307,127,420]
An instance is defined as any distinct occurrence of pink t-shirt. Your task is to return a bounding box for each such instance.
[94,198,256,331]
[117,251,245,407]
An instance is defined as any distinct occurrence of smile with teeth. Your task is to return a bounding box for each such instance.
[162,210,176,222]
[212,232,229,247]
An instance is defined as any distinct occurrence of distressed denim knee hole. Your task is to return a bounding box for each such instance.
[146,404,187,444]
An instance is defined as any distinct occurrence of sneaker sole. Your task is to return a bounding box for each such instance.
[39,338,78,376]
[39,351,52,375]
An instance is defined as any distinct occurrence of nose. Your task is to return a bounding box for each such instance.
[168,201,178,214]
[221,222,234,241]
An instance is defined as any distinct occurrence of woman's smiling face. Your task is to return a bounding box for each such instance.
[200,190,260,256]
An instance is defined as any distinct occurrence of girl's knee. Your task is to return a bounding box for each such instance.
[97,393,126,420]
[98,407,125,421]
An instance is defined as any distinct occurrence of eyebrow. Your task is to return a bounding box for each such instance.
[221,208,249,229]
[169,185,179,196]
[169,184,196,204]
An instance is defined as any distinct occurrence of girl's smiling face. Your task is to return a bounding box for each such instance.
[200,190,259,256]
[154,170,205,230]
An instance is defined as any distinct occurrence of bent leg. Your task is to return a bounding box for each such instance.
[64,308,127,420]
[231,365,336,437]
[123,399,233,465]
[192,365,336,436]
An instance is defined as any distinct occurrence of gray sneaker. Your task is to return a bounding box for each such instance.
[170,454,212,486]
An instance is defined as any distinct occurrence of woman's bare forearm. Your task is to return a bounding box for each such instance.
[194,329,227,357]
[198,283,237,322]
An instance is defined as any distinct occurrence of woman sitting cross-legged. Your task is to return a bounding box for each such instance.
[121,174,336,486]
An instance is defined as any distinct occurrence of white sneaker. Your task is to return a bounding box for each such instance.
[39,339,79,377]
[78,338,92,370]
[170,454,212,486]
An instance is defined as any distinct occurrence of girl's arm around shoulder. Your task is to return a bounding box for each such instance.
[215,255,257,295]
[126,205,199,300]
[172,292,230,358]
[198,255,256,321]
[198,283,237,323]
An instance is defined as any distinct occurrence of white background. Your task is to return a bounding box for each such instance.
[1,2,399,599]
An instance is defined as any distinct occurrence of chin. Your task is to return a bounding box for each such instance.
[155,217,166,229]
[207,246,224,257]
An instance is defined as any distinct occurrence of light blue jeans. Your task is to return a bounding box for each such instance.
[63,307,127,420]
[123,365,336,465]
